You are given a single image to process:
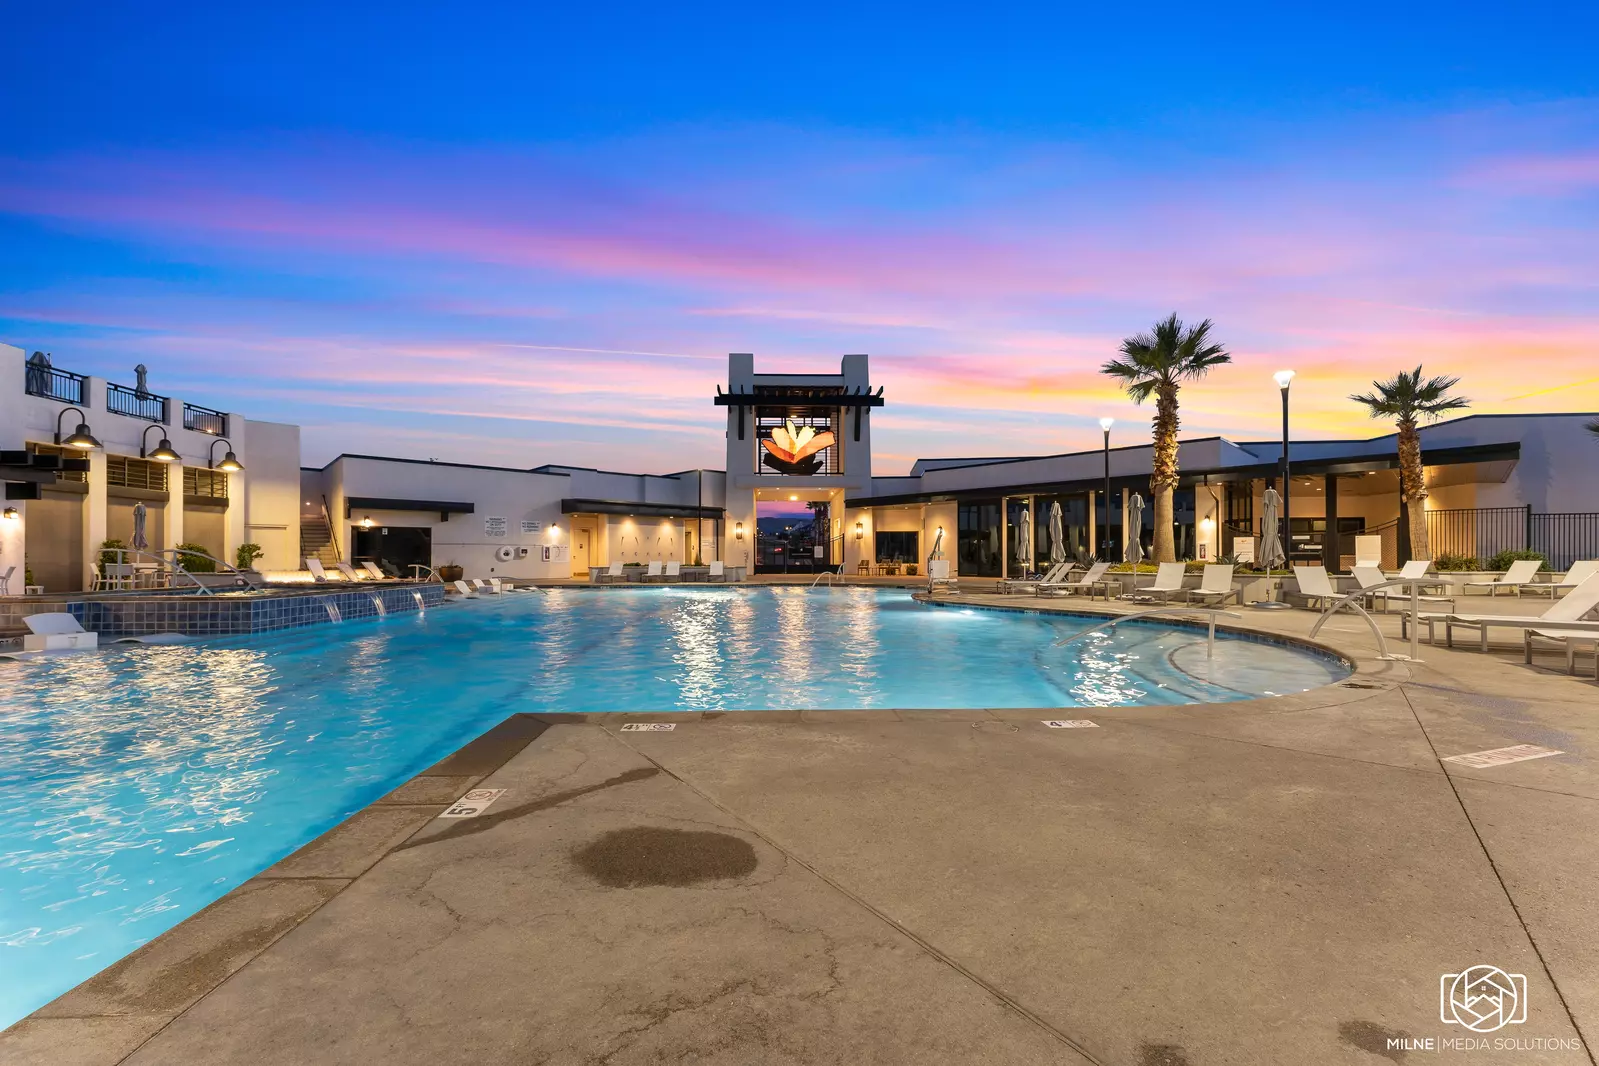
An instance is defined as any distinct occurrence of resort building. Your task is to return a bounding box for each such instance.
[4,342,1596,588]
[0,343,301,592]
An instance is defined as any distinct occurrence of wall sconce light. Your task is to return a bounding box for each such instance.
[54,407,102,450]
[855,521,864,541]
[2,507,18,521]
[735,522,745,541]
[140,424,181,462]
[359,515,375,530]
[547,524,561,538]
[209,438,244,472]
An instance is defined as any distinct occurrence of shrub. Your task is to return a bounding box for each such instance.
[1433,553,1482,572]
[1485,548,1547,572]
[98,538,128,567]
[176,542,217,573]
[234,542,264,570]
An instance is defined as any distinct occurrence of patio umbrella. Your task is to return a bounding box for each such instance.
[1049,501,1065,565]
[1260,487,1284,569]
[131,501,149,552]
[1015,508,1032,572]
[1127,493,1145,566]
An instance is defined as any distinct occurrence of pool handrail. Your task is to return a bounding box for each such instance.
[100,546,258,596]
[1052,606,1242,659]
[1307,576,1432,661]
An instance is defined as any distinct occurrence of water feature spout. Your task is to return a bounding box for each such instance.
[370,593,387,617]
[322,598,343,623]
[411,590,426,612]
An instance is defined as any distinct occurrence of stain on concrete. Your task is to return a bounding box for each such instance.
[572,827,758,888]
[1137,1042,1191,1066]
[396,767,660,852]
[1338,1019,1409,1062]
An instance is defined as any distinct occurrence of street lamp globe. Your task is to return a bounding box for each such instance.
[1273,369,1296,390]
[1098,417,1115,431]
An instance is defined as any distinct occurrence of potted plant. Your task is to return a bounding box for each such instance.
[437,560,464,583]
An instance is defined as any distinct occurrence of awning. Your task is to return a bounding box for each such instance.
[345,496,475,522]
[562,498,724,520]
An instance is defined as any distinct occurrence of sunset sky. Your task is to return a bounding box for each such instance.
[3,4,1597,474]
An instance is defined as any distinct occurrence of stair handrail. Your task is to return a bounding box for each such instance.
[1052,606,1241,659]
[320,494,342,562]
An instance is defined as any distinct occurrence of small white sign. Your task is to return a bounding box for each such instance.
[1042,720,1099,729]
[438,788,506,819]
[1443,744,1563,769]
[619,723,676,732]
[1234,541,1256,563]
[485,516,508,538]
[521,520,542,535]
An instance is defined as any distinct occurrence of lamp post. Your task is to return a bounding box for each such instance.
[1274,371,1295,563]
[1099,417,1114,561]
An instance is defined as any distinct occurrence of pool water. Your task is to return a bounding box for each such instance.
[0,588,1348,1025]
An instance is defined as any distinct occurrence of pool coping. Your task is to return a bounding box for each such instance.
[1,594,1407,1063]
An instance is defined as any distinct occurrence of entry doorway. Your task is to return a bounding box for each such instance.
[573,528,592,574]
[352,525,432,577]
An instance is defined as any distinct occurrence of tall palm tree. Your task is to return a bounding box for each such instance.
[1102,314,1231,562]
[1587,418,1599,440]
[1350,366,1470,559]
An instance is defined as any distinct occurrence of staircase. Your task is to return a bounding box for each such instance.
[300,513,340,567]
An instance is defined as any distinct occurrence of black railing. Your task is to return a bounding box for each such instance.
[1426,506,1528,564]
[183,402,228,436]
[25,365,86,404]
[106,382,169,423]
[1530,512,1599,570]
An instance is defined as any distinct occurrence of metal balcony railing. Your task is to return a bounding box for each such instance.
[24,365,86,404]
[106,382,170,423]
[182,402,229,436]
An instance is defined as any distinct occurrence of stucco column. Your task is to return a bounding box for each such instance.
[224,470,245,567]
[165,460,185,554]
[83,448,107,590]
[0,501,24,591]
[1087,492,1097,560]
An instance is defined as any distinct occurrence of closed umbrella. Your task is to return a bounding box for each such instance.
[1259,487,1284,569]
[1127,493,1145,566]
[1049,501,1066,565]
[131,501,149,551]
[1015,508,1032,573]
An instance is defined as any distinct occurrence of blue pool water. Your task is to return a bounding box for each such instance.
[0,588,1348,1024]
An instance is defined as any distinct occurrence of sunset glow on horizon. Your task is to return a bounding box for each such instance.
[3,5,1597,473]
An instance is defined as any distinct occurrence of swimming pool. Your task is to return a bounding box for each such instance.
[0,587,1348,1025]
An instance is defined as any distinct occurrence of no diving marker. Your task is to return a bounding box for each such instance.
[1042,720,1099,729]
[620,723,676,732]
[438,788,506,819]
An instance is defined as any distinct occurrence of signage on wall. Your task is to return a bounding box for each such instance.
[485,516,508,538]
[521,520,542,535]
[541,545,569,563]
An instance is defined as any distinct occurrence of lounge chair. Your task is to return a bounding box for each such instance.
[1288,565,1340,610]
[335,562,364,582]
[594,561,624,585]
[1180,564,1238,606]
[708,561,726,582]
[1405,574,1599,651]
[305,558,330,582]
[1037,561,1113,599]
[1523,559,1599,598]
[1353,535,1383,570]
[642,561,665,583]
[1120,562,1188,604]
[22,612,99,651]
[1464,559,1543,597]
[470,578,501,594]
[1354,564,1452,614]
[664,561,681,582]
[0,566,12,595]
[451,579,479,598]
[360,562,393,580]
[999,562,1069,595]
[1394,559,1450,596]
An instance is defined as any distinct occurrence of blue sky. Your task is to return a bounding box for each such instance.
[3,3,1596,470]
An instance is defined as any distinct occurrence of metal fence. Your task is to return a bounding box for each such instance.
[106,382,169,423]
[1425,506,1599,570]
[183,403,229,436]
[24,365,86,404]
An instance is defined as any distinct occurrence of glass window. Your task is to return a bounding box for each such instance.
[957,500,1002,577]
[874,530,918,563]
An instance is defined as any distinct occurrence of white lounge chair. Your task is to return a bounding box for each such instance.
[1120,562,1188,604]
[594,561,624,584]
[335,562,364,581]
[1037,561,1113,599]
[1289,565,1340,610]
[360,562,393,580]
[1000,562,1069,595]
[1354,564,1452,614]
[451,579,478,598]
[1524,560,1599,598]
[664,561,681,582]
[470,578,501,594]
[643,561,665,582]
[1353,535,1383,569]
[1394,559,1450,596]
[305,558,330,582]
[1464,559,1543,597]
[22,612,99,652]
[1406,574,1599,651]
[0,566,12,595]
[708,561,726,582]
[1180,564,1238,606]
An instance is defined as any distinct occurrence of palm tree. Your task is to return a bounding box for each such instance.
[1350,366,1470,560]
[1588,418,1599,440]
[1102,314,1231,562]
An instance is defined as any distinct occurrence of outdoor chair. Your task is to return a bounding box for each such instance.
[1179,564,1239,606]
[1287,565,1340,610]
[1354,564,1452,614]
[360,562,393,580]
[21,612,99,652]
[1403,573,1599,651]
[1037,561,1113,599]
[1119,562,1188,605]
[305,558,330,582]
[708,561,726,582]
[451,579,479,598]
[1394,560,1451,596]
[0,566,12,595]
[335,562,364,581]
[999,562,1068,595]
[1524,559,1599,598]
[470,578,501,594]
[1464,559,1543,597]
[643,561,665,582]
[595,561,624,584]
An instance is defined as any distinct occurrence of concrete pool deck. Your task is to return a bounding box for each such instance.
[4,592,1597,1064]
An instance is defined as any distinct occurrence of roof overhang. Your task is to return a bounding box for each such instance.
[345,496,476,522]
[562,499,725,520]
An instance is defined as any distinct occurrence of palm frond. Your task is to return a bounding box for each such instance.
[1103,313,1230,403]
